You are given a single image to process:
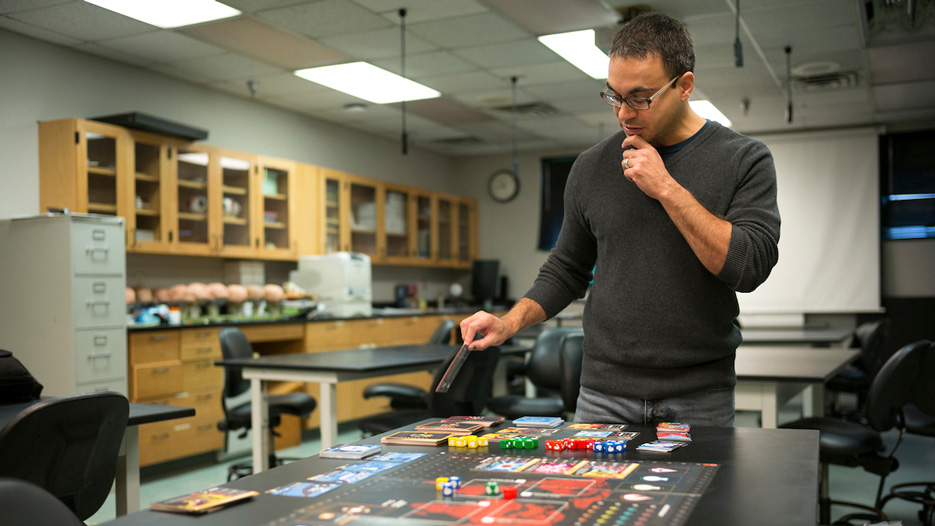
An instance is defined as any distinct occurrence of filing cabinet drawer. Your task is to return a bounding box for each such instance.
[74,328,127,382]
[181,328,220,346]
[71,220,124,275]
[130,331,180,364]
[75,377,128,396]
[72,276,125,328]
[180,340,221,361]
[181,360,223,391]
[131,361,183,399]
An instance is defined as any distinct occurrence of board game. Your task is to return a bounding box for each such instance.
[263,448,718,526]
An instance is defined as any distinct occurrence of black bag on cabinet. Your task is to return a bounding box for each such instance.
[0,349,43,403]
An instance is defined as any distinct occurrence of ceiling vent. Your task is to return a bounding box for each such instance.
[491,102,561,117]
[792,70,861,91]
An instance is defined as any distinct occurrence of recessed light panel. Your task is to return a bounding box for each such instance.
[295,62,441,104]
[538,29,609,79]
[85,0,241,29]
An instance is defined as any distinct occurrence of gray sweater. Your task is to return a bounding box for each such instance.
[525,122,780,399]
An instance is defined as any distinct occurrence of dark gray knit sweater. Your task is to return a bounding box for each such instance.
[525,122,780,399]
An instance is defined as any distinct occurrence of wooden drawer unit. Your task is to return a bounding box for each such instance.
[131,361,183,399]
[130,331,180,364]
[181,360,223,391]
[138,416,224,467]
[181,328,220,347]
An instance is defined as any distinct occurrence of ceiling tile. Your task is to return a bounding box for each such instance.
[490,61,587,87]
[407,12,529,48]
[96,31,226,65]
[868,40,935,84]
[0,14,82,45]
[0,0,71,15]
[218,72,323,98]
[73,42,157,67]
[484,0,619,35]
[352,0,489,23]
[522,79,605,101]
[421,70,508,94]
[453,38,558,69]
[318,26,437,60]
[7,1,156,41]
[405,97,493,125]
[872,80,935,112]
[371,50,478,79]
[742,1,857,36]
[153,52,284,83]
[218,0,307,13]
[257,0,392,39]
[182,16,348,69]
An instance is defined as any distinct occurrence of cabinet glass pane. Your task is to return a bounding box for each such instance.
[385,189,409,258]
[416,195,432,259]
[438,198,452,260]
[262,167,289,250]
[221,156,251,249]
[86,132,117,215]
[325,178,340,252]
[134,142,162,241]
[458,202,470,263]
[176,149,209,244]
[350,182,376,255]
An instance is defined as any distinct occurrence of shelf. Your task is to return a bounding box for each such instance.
[224,216,248,225]
[177,179,207,190]
[88,202,117,213]
[135,173,160,183]
[264,221,287,229]
[223,185,247,195]
[87,166,116,177]
[263,192,287,201]
[135,208,159,216]
[177,212,207,222]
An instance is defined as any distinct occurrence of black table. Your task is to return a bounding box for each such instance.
[0,398,194,515]
[741,327,852,347]
[216,344,529,471]
[99,419,819,526]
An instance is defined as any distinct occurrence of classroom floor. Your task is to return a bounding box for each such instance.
[87,397,934,526]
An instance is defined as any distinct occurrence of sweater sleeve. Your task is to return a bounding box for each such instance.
[523,157,597,319]
[717,139,781,292]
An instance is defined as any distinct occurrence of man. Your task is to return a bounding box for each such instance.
[460,13,780,426]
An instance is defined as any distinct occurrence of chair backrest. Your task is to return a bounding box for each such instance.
[0,392,129,520]
[559,333,584,412]
[427,319,455,345]
[910,342,935,418]
[852,318,890,375]
[0,478,85,526]
[427,346,501,417]
[526,327,584,392]
[864,339,930,432]
[219,327,253,399]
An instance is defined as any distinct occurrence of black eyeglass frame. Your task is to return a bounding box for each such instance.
[600,75,681,110]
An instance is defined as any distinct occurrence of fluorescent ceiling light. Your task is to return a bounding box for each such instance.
[538,29,609,79]
[85,0,240,29]
[690,100,733,128]
[294,62,440,104]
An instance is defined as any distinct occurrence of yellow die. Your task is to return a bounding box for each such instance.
[478,437,489,447]
[467,437,478,448]
[454,436,467,447]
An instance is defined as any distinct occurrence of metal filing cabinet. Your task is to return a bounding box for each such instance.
[0,213,128,396]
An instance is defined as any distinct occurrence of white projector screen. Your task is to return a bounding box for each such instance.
[738,127,882,314]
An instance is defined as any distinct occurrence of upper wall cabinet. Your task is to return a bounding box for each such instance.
[127,130,173,252]
[256,155,299,260]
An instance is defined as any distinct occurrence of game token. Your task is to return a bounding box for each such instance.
[467,436,478,448]
[478,437,489,447]
[500,439,511,450]
[502,486,518,499]
[435,477,449,490]
[441,482,454,498]
[545,439,561,451]
[524,437,537,449]
[448,437,458,447]
[454,436,467,447]
[485,481,500,496]
[449,476,461,489]
[593,441,605,452]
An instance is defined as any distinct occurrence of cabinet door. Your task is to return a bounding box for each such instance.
[217,149,257,258]
[456,199,478,268]
[410,192,434,264]
[436,193,455,266]
[127,130,174,252]
[79,120,128,218]
[381,183,411,263]
[321,169,347,253]
[347,175,379,258]
[173,143,215,255]
[257,156,297,260]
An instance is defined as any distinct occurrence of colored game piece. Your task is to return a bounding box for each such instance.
[593,441,605,452]
[500,439,512,450]
[454,436,467,447]
[448,437,458,447]
[441,482,454,498]
[467,436,478,448]
[435,477,449,490]
[449,476,462,489]
[478,437,489,447]
[502,486,518,499]
[524,437,537,449]
[485,481,500,496]
[545,439,562,451]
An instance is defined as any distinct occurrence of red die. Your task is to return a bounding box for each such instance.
[502,486,518,499]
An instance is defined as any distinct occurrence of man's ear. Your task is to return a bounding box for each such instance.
[678,72,695,102]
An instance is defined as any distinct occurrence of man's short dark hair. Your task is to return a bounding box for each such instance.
[610,13,695,79]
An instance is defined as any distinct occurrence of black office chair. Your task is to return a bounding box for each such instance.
[218,327,317,480]
[559,332,585,413]
[358,345,502,436]
[487,327,583,419]
[0,391,128,521]
[880,341,935,526]
[359,320,455,413]
[781,339,931,525]
[0,478,85,526]
[826,319,890,416]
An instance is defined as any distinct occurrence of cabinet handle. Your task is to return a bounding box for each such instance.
[150,334,168,341]
[153,367,170,374]
[196,347,213,354]
[93,334,108,345]
[196,362,211,369]
[196,394,213,401]
[86,300,110,310]
[196,331,212,338]
[197,424,213,432]
[152,433,170,440]
[92,281,107,293]
[87,352,112,359]
[92,229,106,240]
[86,247,110,260]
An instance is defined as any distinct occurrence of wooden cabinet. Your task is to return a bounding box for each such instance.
[126,130,174,252]
[256,155,299,260]
[381,182,412,263]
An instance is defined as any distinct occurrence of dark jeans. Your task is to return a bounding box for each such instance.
[574,385,735,427]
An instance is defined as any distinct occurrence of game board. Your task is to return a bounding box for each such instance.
[264,450,718,526]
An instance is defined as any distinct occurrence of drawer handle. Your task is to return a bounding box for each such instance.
[92,229,106,240]
[196,347,213,354]
[87,352,111,359]
[85,247,110,260]
[196,331,212,338]
[153,367,170,374]
[152,433,170,440]
[86,300,110,308]
[150,334,167,341]
[196,362,211,369]
[197,424,213,432]
[92,281,107,293]
[93,335,108,345]
[196,394,213,401]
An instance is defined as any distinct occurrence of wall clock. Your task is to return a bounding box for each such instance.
[488,168,520,203]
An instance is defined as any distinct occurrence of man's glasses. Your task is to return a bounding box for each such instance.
[600,75,680,110]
